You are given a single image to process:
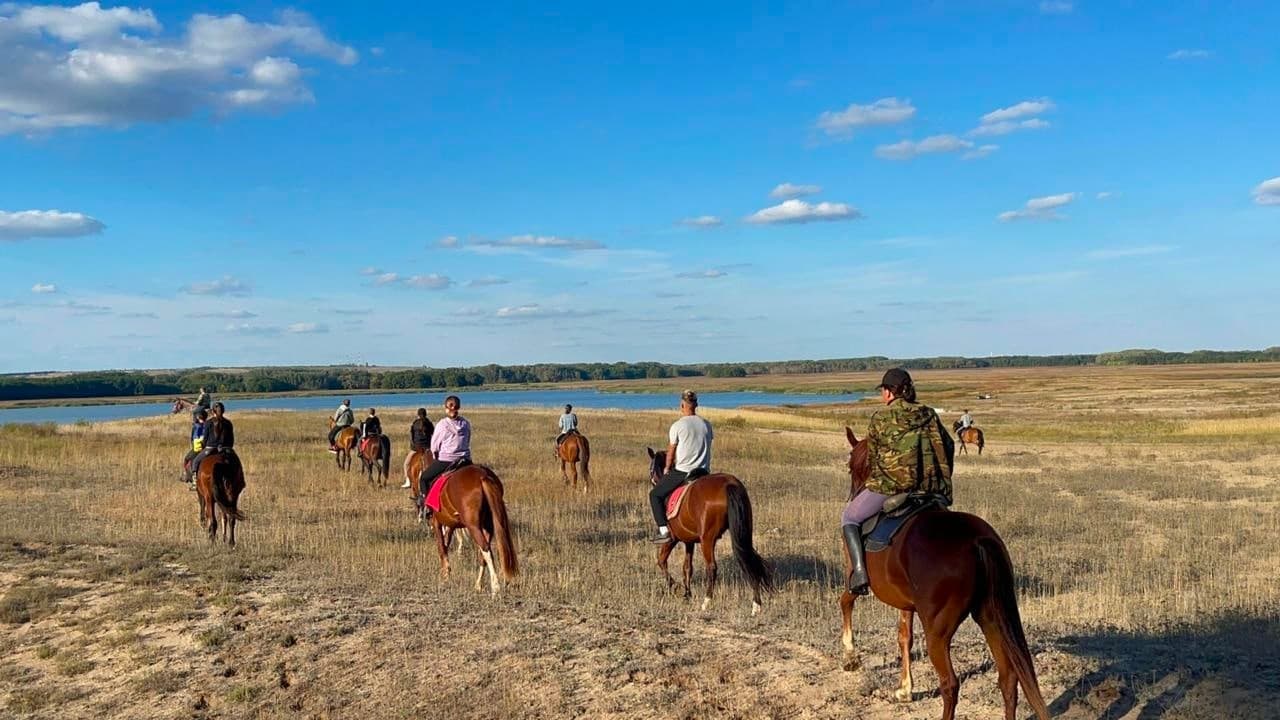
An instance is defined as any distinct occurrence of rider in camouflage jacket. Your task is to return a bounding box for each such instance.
[864,396,954,503]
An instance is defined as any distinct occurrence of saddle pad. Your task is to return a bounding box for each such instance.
[666,481,695,519]
[864,496,947,553]
[425,472,453,512]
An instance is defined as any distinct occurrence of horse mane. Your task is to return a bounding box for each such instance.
[848,438,870,500]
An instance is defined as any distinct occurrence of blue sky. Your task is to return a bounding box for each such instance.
[1,1,1277,372]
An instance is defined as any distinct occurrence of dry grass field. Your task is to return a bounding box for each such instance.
[2,364,1279,719]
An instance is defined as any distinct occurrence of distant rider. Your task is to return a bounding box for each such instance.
[182,408,209,486]
[555,403,578,454]
[329,398,354,452]
[959,409,974,431]
[840,368,953,595]
[189,402,235,487]
[194,387,211,413]
[648,390,713,543]
[359,407,382,456]
[418,395,472,514]
[402,408,435,489]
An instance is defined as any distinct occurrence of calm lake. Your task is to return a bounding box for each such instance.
[0,388,860,426]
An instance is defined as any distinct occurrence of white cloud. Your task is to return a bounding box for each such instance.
[1096,191,1115,200]
[224,322,278,335]
[972,99,1054,137]
[359,266,381,276]
[31,283,57,293]
[0,209,105,241]
[1086,245,1174,260]
[969,118,1050,137]
[186,309,256,319]
[403,274,452,290]
[182,275,251,295]
[679,215,723,228]
[996,270,1084,284]
[372,272,400,286]
[962,144,999,160]
[875,134,973,160]
[769,183,821,199]
[1252,177,1280,206]
[997,192,1078,222]
[676,269,729,279]
[1039,1,1073,14]
[468,234,604,250]
[815,97,915,138]
[0,5,357,135]
[1167,49,1212,61]
[437,235,459,248]
[286,322,328,334]
[746,199,861,224]
[492,304,592,320]
[466,276,509,288]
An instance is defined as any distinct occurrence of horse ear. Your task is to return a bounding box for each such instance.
[646,447,655,459]
[845,426,858,446]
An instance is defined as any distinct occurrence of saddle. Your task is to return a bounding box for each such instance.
[423,458,472,512]
[861,493,948,553]
[664,468,710,519]
[359,434,381,455]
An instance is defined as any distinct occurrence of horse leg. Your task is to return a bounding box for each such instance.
[699,536,718,612]
[464,522,498,596]
[895,609,915,702]
[207,504,218,543]
[921,602,966,720]
[682,542,694,600]
[840,590,861,670]
[433,518,451,580]
[657,540,678,593]
[567,458,578,492]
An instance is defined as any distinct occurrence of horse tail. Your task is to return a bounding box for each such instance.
[974,537,1047,720]
[977,429,985,453]
[480,474,519,579]
[724,480,773,595]
[579,435,591,484]
[212,458,245,522]
[380,435,391,475]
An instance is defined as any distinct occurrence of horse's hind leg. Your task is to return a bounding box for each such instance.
[840,590,860,670]
[895,609,915,702]
[699,537,718,612]
[921,602,966,720]
[464,522,498,596]
[682,542,694,600]
[433,520,451,579]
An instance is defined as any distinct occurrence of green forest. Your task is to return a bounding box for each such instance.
[3,348,1279,402]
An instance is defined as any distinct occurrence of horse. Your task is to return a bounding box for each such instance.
[951,421,985,455]
[404,447,432,503]
[839,428,1047,720]
[358,433,392,487]
[556,431,592,492]
[424,464,518,596]
[645,449,773,615]
[171,398,194,415]
[328,418,359,471]
[195,450,246,547]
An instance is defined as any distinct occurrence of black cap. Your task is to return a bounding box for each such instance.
[876,367,913,390]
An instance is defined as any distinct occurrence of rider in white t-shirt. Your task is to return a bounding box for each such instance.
[648,390,713,543]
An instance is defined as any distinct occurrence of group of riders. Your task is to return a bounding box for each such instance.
[178,368,971,594]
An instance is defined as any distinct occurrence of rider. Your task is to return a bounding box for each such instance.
[841,368,954,595]
[418,395,472,513]
[555,403,578,452]
[648,390,713,543]
[359,407,382,455]
[402,407,435,489]
[959,409,973,431]
[195,386,211,413]
[190,402,236,487]
[182,408,208,484]
[328,398,354,452]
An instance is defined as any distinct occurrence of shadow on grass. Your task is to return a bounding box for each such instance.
[1051,609,1280,719]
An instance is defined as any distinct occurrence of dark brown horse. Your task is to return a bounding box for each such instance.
[426,465,518,596]
[328,419,359,471]
[646,449,773,614]
[952,421,985,455]
[195,451,246,547]
[840,428,1047,720]
[557,431,592,492]
[358,433,392,487]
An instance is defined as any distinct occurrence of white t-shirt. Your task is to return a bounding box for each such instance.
[669,414,713,473]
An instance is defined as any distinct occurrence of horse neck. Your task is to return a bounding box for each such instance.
[849,440,870,497]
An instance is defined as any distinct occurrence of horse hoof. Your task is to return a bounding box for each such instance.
[893,688,912,703]
[700,598,711,612]
[751,602,761,616]
[842,654,860,672]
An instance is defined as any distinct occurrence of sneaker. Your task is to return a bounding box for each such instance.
[187,482,196,492]
[327,447,338,454]
[400,479,411,489]
[648,528,672,544]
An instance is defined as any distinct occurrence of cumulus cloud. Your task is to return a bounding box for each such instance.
[468,234,604,250]
[186,309,256,318]
[972,99,1054,137]
[676,269,729,279]
[1086,245,1174,260]
[875,134,974,160]
[0,4,357,135]
[962,144,999,160]
[403,274,452,290]
[371,272,400,286]
[769,183,821,199]
[997,193,1078,222]
[31,283,57,293]
[1039,1,1073,14]
[182,275,251,296]
[1252,177,1280,206]
[679,215,722,228]
[745,199,862,225]
[1168,49,1212,61]
[815,97,915,138]
[286,322,327,334]
[359,266,381,276]
[0,209,105,241]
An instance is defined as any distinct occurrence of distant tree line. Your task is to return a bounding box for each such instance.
[3,348,1278,402]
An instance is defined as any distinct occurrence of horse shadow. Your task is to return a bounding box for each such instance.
[767,553,844,587]
[1049,609,1279,719]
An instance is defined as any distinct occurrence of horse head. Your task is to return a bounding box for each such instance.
[845,427,870,498]
[645,447,666,485]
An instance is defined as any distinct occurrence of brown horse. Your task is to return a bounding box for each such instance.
[195,451,246,547]
[952,421,985,455]
[426,464,518,596]
[328,419,359,471]
[358,433,392,487]
[171,398,194,415]
[404,447,432,504]
[839,428,1047,720]
[646,449,773,614]
[557,431,592,492]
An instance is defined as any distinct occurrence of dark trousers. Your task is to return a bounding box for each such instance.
[649,469,689,526]
[418,459,456,504]
[328,425,346,445]
[189,449,211,479]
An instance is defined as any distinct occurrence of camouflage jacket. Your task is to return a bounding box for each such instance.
[865,398,954,502]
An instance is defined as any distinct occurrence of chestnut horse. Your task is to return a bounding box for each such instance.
[839,428,1047,720]
[557,431,592,492]
[952,421,985,455]
[358,433,392,487]
[195,451,246,547]
[328,419,359,471]
[171,398,194,415]
[405,448,433,506]
[426,464,518,596]
[646,449,773,614]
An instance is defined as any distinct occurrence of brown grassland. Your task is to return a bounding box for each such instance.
[1,363,1279,719]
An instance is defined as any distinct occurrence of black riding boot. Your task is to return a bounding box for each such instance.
[842,523,870,595]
